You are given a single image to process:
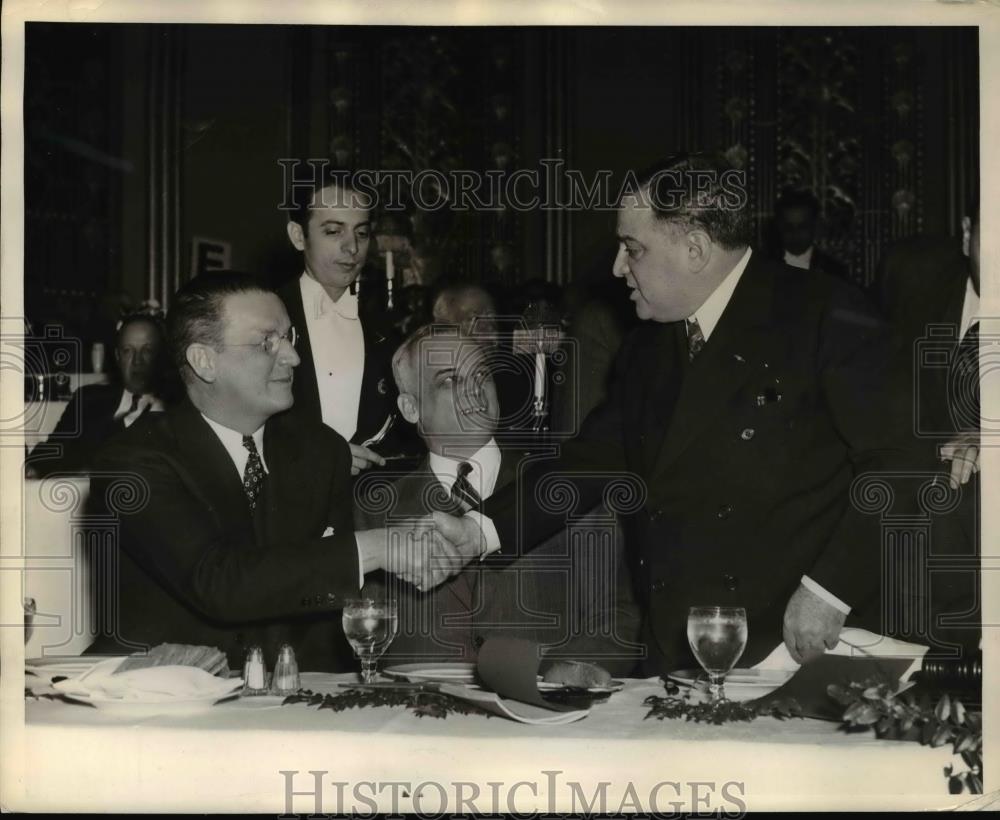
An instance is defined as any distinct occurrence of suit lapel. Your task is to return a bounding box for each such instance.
[655,256,774,471]
[281,278,322,427]
[171,400,254,536]
[260,419,313,544]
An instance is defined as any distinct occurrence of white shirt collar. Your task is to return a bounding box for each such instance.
[300,271,359,320]
[960,275,980,340]
[428,437,501,501]
[783,246,814,270]
[200,413,269,476]
[114,388,135,419]
[689,247,753,341]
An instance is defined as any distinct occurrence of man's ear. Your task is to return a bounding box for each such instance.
[185,344,217,384]
[286,220,306,252]
[686,228,713,272]
[397,392,419,424]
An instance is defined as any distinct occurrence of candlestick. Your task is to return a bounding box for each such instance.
[533,348,545,402]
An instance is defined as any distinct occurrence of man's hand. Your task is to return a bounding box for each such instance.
[349,443,387,476]
[939,433,980,489]
[431,510,485,561]
[782,583,846,664]
[356,519,465,591]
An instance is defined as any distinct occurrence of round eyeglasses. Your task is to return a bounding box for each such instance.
[225,326,297,356]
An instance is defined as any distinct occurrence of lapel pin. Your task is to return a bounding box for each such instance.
[733,354,745,363]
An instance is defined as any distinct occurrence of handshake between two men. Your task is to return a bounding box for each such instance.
[355,511,486,591]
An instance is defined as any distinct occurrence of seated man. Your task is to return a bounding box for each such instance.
[29,313,167,476]
[87,273,466,671]
[355,324,643,675]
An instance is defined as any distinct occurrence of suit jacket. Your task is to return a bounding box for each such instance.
[484,253,928,676]
[31,383,130,476]
[878,235,980,651]
[277,277,399,445]
[86,399,361,671]
[354,449,643,676]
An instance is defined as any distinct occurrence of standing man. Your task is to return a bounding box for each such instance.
[280,166,399,474]
[772,189,851,283]
[439,154,926,675]
[88,273,465,670]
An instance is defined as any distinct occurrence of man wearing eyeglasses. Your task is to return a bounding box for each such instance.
[86,272,466,672]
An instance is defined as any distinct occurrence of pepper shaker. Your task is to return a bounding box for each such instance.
[270,644,301,696]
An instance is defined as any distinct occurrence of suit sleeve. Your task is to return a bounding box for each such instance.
[91,434,361,625]
[806,284,932,608]
[483,334,635,563]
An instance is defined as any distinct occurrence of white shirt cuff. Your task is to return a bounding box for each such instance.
[801,575,851,615]
[466,511,500,559]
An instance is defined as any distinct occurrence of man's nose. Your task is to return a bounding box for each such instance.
[612,247,628,278]
[278,338,300,367]
[342,235,358,256]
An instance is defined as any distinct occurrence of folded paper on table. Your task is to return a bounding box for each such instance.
[754,627,928,682]
[473,637,590,722]
[749,628,928,721]
[438,683,589,725]
[53,657,243,703]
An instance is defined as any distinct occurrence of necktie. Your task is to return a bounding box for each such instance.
[241,435,265,511]
[948,321,980,432]
[686,317,706,361]
[450,461,482,513]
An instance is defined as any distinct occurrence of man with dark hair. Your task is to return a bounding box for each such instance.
[279,164,400,475]
[437,152,926,675]
[87,272,465,670]
[30,313,167,476]
[771,188,850,282]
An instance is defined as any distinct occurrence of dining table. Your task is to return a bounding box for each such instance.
[11,669,965,813]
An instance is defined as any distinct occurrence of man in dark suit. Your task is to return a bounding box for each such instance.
[87,273,467,671]
[771,188,851,283]
[879,209,981,652]
[437,154,927,676]
[278,166,402,475]
[30,313,167,476]
[355,325,642,675]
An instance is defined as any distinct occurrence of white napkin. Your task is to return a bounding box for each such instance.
[754,628,929,681]
[53,657,243,702]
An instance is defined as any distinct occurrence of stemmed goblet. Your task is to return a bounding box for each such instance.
[342,598,399,684]
[687,606,748,702]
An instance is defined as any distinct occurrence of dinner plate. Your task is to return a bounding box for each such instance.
[382,662,478,685]
[536,679,625,694]
[60,690,241,717]
[666,668,793,702]
[25,657,122,679]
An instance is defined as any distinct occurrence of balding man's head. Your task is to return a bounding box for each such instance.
[392,324,498,457]
[432,283,497,337]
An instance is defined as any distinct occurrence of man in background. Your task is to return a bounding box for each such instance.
[29,313,167,476]
[279,166,400,474]
[771,189,850,283]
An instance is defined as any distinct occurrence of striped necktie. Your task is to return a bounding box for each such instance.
[450,461,482,513]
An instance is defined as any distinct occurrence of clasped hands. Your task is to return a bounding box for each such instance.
[357,511,485,591]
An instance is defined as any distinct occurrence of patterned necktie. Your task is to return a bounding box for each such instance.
[686,317,706,361]
[450,461,482,513]
[241,435,265,511]
[948,321,980,432]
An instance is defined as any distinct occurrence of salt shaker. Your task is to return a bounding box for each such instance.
[242,645,269,696]
[270,644,301,696]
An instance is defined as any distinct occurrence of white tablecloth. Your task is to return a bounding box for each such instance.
[10,672,962,812]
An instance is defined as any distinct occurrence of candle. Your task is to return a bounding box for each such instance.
[534,348,545,402]
[386,250,395,281]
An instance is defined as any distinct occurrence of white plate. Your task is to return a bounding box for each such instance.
[60,690,241,716]
[383,662,478,684]
[536,679,625,694]
[26,657,122,679]
[666,668,793,702]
